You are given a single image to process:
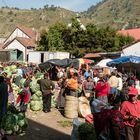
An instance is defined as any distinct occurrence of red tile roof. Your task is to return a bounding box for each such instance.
[3,37,35,49]
[16,25,37,39]
[84,53,102,58]
[84,52,121,58]
[16,37,35,48]
[4,25,38,45]
[117,28,140,40]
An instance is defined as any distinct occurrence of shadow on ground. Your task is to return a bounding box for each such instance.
[58,108,64,117]
[7,118,71,140]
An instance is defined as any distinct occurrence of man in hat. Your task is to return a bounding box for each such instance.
[120,87,140,140]
[37,73,55,113]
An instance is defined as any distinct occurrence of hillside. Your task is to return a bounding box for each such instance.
[2,0,140,38]
[0,7,92,37]
[83,0,140,29]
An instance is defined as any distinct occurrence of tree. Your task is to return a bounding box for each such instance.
[62,18,88,57]
[47,23,66,51]
[44,4,49,9]
[116,34,134,49]
[36,30,48,51]
[37,19,134,57]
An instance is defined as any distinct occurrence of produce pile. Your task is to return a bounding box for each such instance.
[30,76,43,111]
[12,83,22,103]
[29,75,57,111]
[1,105,28,136]
[3,64,57,112]
[0,64,59,137]
[3,65,17,78]
[78,123,96,140]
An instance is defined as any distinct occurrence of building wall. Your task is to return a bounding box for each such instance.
[28,51,70,63]
[121,42,140,57]
[4,39,26,61]
[28,51,41,63]
[44,52,70,62]
[4,28,29,44]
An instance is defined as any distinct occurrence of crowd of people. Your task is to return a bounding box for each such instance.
[0,61,140,140]
[54,64,140,140]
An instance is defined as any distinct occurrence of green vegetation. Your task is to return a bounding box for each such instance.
[57,120,72,127]
[2,106,28,135]
[83,0,140,30]
[0,1,138,57]
[0,7,83,37]
[78,123,96,140]
[36,19,134,57]
[1,0,140,37]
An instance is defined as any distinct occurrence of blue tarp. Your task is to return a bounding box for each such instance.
[107,56,140,66]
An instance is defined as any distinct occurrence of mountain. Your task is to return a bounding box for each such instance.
[2,0,139,38]
[83,0,140,30]
[0,7,92,37]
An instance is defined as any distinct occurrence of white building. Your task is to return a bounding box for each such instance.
[28,51,70,64]
[121,40,140,57]
[2,25,37,61]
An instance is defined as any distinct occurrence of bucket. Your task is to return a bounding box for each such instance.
[64,96,78,119]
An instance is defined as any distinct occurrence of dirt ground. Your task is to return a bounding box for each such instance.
[7,86,85,140]
[7,108,74,140]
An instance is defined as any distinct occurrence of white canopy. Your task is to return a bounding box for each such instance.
[95,59,112,68]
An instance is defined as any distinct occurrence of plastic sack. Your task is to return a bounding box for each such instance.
[71,118,83,140]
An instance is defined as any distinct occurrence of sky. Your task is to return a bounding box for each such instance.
[0,0,101,12]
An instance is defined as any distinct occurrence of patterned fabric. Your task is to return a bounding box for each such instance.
[94,109,125,135]
[83,80,94,93]
[94,109,112,135]
[110,110,125,129]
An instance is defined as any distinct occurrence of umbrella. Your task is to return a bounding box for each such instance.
[107,56,140,66]
[107,56,140,74]
[96,59,112,68]
[79,58,94,65]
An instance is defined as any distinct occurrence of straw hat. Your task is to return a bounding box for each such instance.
[78,96,91,118]
[78,96,89,104]
[78,103,91,118]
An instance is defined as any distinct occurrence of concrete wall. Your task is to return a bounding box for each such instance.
[28,51,41,63]
[44,52,70,62]
[28,51,70,63]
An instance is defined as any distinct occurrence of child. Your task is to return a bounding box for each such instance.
[16,82,31,112]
